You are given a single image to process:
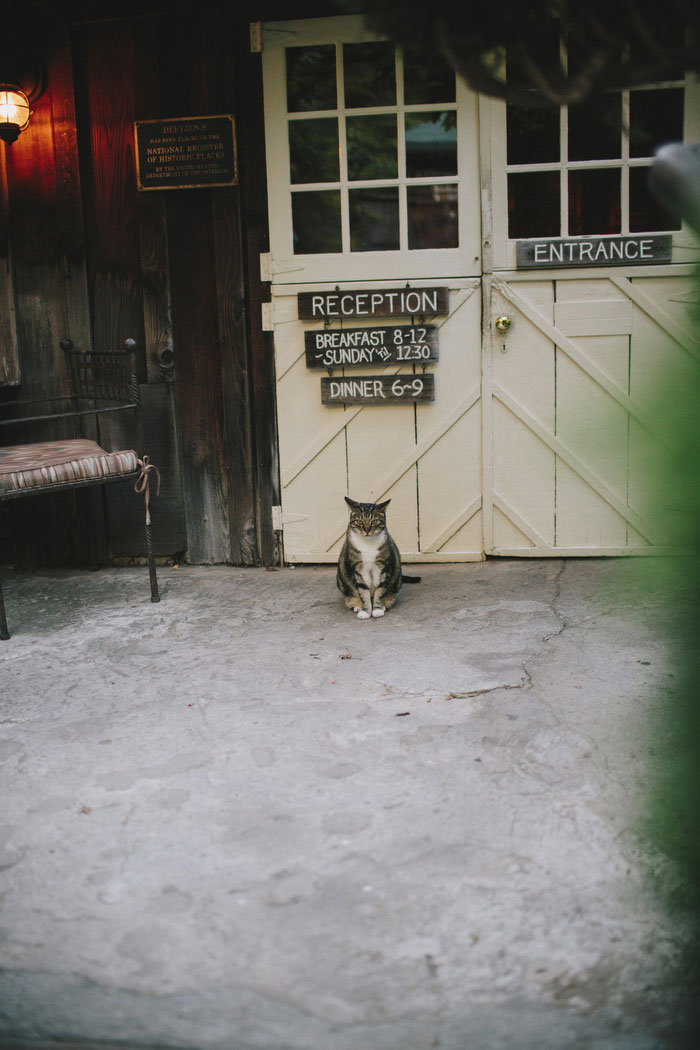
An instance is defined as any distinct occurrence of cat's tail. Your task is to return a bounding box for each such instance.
[401,574,422,583]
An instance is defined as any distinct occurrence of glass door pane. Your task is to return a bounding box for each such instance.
[263,15,481,281]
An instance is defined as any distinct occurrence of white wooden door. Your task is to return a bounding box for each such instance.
[481,73,700,556]
[262,17,484,562]
[271,280,483,561]
[483,269,699,555]
[262,17,700,561]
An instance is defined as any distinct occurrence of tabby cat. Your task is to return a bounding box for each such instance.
[337,497,407,619]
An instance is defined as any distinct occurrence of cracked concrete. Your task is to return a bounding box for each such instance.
[0,557,695,1050]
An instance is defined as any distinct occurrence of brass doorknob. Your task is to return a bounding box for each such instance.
[495,315,512,334]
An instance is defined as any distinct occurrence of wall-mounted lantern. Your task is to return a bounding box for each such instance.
[0,85,31,144]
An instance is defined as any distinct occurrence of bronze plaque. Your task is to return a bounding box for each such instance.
[135,115,237,191]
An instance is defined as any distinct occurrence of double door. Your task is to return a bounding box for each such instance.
[262,16,698,561]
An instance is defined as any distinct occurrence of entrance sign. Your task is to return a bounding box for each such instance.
[305,325,439,368]
[134,115,237,191]
[321,374,435,405]
[516,235,672,269]
[298,287,449,319]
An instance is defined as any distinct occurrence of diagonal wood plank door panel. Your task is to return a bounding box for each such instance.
[487,275,694,555]
[274,282,484,562]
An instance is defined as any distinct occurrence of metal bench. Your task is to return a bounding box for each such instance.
[0,338,160,640]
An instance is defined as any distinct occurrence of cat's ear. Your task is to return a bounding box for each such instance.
[376,499,391,511]
[345,496,360,509]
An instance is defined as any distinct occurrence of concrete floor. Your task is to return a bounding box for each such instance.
[0,557,695,1050]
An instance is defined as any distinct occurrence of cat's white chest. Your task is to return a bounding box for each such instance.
[351,531,385,589]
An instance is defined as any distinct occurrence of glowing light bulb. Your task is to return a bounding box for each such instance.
[0,87,31,143]
[0,95,20,122]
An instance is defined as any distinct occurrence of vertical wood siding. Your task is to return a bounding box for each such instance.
[235,31,281,566]
[0,26,100,567]
[0,5,278,568]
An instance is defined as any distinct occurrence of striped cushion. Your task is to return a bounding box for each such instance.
[0,439,139,493]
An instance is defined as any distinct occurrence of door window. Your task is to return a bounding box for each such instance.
[506,84,685,240]
[286,40,457,254]
[262,17,481,282]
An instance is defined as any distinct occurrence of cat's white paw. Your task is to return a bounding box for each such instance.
[371,607,385,617]
[356,609,371,619]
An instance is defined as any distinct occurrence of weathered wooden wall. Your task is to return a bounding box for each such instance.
[0,2,282,567]
[0,23,99,567]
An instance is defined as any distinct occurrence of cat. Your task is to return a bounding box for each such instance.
[337,497,418,619]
